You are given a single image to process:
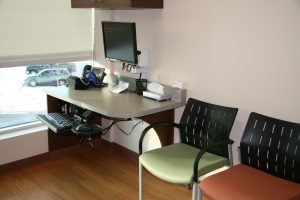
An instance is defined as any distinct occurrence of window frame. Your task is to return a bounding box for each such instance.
[0,55,93,132]
[0,51,93,68]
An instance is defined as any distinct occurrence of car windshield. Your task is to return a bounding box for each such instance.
[59,70,69,75]
[39,70,55,76]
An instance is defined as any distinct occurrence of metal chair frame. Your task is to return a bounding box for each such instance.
[139,98,238,200]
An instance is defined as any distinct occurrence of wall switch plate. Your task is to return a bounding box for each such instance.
[139,48,150,67]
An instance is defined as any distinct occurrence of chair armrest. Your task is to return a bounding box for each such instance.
[139,121,181,155]
[192,139,234,183]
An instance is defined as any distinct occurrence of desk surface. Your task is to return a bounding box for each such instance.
[44,86,186,119]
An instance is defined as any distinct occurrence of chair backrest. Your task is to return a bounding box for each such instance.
[179,98,238,158]
[240,112,300,183]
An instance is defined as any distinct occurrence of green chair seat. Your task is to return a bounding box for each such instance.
[139,143,229,184]
[138,98,238,200]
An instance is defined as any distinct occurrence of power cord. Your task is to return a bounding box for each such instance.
[100,119,129,136]
[100,118,144,136]
[115,119,143,135]
[122,62,137,72]
[122,62,143,79]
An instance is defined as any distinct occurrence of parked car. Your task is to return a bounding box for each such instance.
[24,68,70,87]
[25,63,76,75]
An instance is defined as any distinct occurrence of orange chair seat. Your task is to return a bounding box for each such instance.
[200,164,300,200]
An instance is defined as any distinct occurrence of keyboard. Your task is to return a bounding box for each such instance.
[37,113,79,134]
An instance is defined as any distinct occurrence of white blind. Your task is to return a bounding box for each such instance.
[0,0,93,67]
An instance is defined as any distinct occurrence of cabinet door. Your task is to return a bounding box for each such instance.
[132,0,163,8]
[101,0,131,9]
[71,0,163,9]
[71,0,130,8]
[71,0,99,8]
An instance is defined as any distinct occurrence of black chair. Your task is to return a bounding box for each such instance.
[200,112,300,200]
[139,98,238,200]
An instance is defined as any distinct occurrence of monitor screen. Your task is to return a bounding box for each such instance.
[102,21,138,64]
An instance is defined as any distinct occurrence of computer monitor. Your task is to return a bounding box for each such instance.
[101,21,138,65]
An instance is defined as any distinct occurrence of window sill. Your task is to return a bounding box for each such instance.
[0,122,47,140]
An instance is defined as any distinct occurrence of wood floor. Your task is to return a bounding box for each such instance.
[0,140,208,200]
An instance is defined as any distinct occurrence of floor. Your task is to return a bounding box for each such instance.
[0,141,208,200]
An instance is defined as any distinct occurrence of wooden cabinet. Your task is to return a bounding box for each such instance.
[47,95,102,151]
[71,0,163,9]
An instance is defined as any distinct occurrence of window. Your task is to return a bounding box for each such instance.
[0,0,94,130]
[0,0,92,61]
[0,0,94,72]
[0,61,92,129]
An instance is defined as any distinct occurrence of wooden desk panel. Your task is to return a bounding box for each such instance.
[45,87,186,151]
[141,109,174,147]
[45,87,185,118]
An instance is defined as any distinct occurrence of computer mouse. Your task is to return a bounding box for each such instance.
[75,124,93,131]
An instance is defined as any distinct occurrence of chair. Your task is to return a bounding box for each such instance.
[139,98,238,200]
[199,112,300,200]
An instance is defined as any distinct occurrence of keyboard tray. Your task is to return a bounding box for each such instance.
[37,113,79,134]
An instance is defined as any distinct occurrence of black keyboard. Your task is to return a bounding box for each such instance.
[37,113,79,133]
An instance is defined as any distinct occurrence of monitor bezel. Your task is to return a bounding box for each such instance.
[101,21,138,65]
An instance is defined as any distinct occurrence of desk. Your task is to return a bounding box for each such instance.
[45,86,186,151]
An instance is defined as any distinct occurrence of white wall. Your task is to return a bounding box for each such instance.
[94,0,300,164]
[0,128,48,165]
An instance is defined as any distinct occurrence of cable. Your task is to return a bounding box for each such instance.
[122,62,137,72]
[100,118,131,136]
[122,63,127,70]
[115,119,143,135]
[122,63,144,81]
[100,118,143,136]
[80,77,89,85]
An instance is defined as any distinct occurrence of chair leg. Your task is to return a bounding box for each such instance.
[228,144,233,167]
[139,160,143,200]
[198,185,202,200]
[192,182,198,200]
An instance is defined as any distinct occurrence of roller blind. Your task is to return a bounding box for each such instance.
[0,0,93,67]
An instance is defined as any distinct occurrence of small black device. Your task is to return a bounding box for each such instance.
[102,21,139,64]
[72,124,103,133]
[68,76,89,90]
[71,109,103,148]
[80,110,95,123]
[71,123,103,148]
[75,124,94,131]
[68,66,107,90]
[91,67,107,87]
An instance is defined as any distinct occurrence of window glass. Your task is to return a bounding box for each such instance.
[0,61,92,129]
